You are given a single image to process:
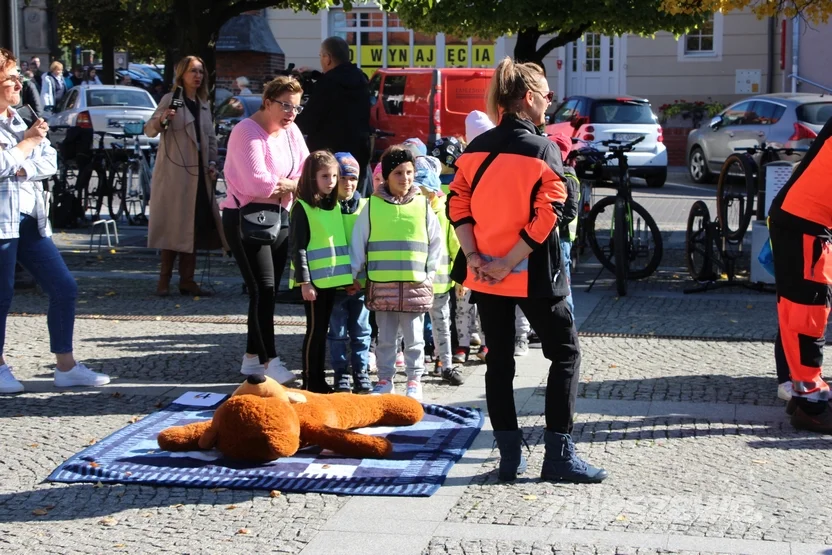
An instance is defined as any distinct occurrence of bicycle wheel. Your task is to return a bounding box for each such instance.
[613,198,629,296]
[80,164,107,220]
[123,165,144,225]
[716,153,756,241]
[108,166,125,221]
[685,200,716,281]
[586,197,663,280]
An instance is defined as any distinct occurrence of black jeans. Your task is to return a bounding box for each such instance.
[222,209,289,364]
[477,293,580,434]
[303,287,337,391]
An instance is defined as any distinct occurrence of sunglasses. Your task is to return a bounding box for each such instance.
[537,91,555,104]
[273,100,304,115]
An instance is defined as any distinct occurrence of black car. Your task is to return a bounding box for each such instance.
[214,94,263,149]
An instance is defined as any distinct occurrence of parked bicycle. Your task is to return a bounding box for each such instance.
[109,121,154,225]
[581,136,663,296]
[716,143,804,241]
[565,139,606,269]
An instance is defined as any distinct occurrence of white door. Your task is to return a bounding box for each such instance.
[566,33,622,97]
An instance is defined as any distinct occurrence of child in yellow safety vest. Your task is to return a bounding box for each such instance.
[415,157,466,387]
[349,145,443,401]
[327,152,373,394]
[289,151,355,394]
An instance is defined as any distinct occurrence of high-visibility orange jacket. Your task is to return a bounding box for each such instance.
[447,115,569,298]
[770,117,832,237]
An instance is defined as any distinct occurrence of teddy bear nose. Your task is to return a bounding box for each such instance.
[247,374,267,385]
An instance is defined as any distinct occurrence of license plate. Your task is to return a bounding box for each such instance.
[613,133,642,142]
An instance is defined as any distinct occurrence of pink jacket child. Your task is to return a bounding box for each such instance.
[219,118,309,211]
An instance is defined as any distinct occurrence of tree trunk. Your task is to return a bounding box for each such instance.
[171,0,219,94]
[100,33,116,85]
[514,28,546,73]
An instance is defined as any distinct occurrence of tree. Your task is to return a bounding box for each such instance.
[382,0,708,72]
[660,0,832,24]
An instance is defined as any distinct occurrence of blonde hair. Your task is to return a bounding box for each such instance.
[173,56,209,101]
[260,76,303,110]
[486,56,546,125]
[49,61,63,73]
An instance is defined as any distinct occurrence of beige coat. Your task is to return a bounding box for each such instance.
[145,92,227,253]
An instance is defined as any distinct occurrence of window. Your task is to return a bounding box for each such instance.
[382,75,406,115]
[591,100,656,124]
[57,90,78,112]
[678,12,723,61]
[585,33,601,72]
[796,102,832,125]
[722,101,753,126]
[85,89,154,108]
[552,99,580,123]
[368,73,381,107]
[749,101,786,125]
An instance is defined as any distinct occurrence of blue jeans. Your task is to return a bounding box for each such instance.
[561,239,574,315]
[327,291,371,374]
[0,215,77,355]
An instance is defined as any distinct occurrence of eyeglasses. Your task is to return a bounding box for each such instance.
[536,91,555,104]
[273,100,304,114]
[0,74,22,86]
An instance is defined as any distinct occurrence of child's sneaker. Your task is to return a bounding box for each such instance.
[395,351,405,367]
[777,381,793,401]
[54,363,110,388]
[353,369,373,394]
[0,364,24,394]
[452,348,468,364]
[514,336,529,357]
[240,354,264,375]
[431,360,443,377]
[334,372,351,393]
[368,351,377,371]
[442,366,465,386]
[475,346,488,363]
[424,353,435,364]
[371,379,395,395]
[405,380,423,401]
[266,357,295,385]
[470,333,482,347]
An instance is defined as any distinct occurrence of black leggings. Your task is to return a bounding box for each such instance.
[476,293,580,434]
[302,287,337,390]
[222,209,289,364]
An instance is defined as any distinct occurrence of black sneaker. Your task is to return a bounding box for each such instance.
[442,366,465,386]
[791,399,832,434]
[333,372,351,393]
[352,369,372,394]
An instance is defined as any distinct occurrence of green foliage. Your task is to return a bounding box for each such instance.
[658,98,725,123]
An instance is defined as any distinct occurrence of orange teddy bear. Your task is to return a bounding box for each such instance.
[157,375,424,462]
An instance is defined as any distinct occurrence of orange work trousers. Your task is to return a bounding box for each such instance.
[770,221,832,401]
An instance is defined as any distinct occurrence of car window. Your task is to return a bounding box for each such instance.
[368,73,381,107]
[382,75,406,116]
[748,101,786,125]
[552,99,579,123]
[65,90,79,111]
[796,102,832,125]
[591,100,655,124]
[242,96,261,116]
[85,89,155,108]
[215,97,245,119]
[722,101,753,126]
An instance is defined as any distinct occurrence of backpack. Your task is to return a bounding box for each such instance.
[51,191,84,229]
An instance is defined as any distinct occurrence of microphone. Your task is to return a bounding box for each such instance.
[161,86,184,129]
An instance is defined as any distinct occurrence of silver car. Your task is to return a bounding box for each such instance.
[47,85,158,149]
[686,93,832,183]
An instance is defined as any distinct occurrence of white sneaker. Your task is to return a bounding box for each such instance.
[368,352,377,371]
[240,355,264,376]
[54,363,110,388]
[0,365,24,394]
[405,381,423,401]
[777,381,794,401]
[266,357,295,385]
[395,351,405,367]
[371,379,394,395]
[470,333,482,347]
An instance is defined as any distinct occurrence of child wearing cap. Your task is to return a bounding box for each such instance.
[349,145,443,401]
[415,157,465,386]
[328,152,373,393]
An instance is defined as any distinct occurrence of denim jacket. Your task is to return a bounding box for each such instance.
[0,107,58,239]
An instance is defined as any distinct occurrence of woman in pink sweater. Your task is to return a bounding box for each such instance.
[221,76,309,382]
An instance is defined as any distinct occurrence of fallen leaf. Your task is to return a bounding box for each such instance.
[98,516,118,527]
[193,296,200,301]
[236,528,250,535]
[269,490,281,498]
[616,514,627,521]
[88,439,97,445]
[209,487,228,493]
[155,316,162,321]
[94,481,104,488]
[751,459,768,465]
[175,304,181,309]
[747,304,753,309]
[672,274,680,279]
[730,319,738,324]
[78,300,88,304]
[32,508,49,516]
[128,416,140,424]
[226,505,238,510]
[608,364,618,369]
[110,249,117,254]
[522,495,537,501]
[173,503,184,509]
[142,512,153,517]
[29,443,39,448]
[113,544,126,548]
[89,462,100,468]
[321,464,331,469]
[105,291,116,296]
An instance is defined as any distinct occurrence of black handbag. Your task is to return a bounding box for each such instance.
[238,202,283,245]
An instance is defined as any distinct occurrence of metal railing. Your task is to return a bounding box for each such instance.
[788,74,832,94]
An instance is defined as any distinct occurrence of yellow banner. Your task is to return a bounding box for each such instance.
[348,44,495,70]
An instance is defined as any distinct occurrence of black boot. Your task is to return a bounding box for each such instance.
[493,430,528,482]
[541,431,608,484]
[333,371,351,393]
[352,368,372,394]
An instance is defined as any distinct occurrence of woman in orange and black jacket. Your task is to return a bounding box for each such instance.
[768,116,832,433]
[447,57,606,485]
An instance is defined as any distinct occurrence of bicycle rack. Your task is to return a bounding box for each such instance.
[89,219,119,253]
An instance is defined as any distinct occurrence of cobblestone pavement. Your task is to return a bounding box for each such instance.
[425,539,733,555]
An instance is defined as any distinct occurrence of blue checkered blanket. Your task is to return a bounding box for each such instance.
[48,395,483,497]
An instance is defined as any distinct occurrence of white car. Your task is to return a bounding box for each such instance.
[546,95,668,187]
[47,85,158,150]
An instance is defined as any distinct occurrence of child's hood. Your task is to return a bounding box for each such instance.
[374,183,421,205]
